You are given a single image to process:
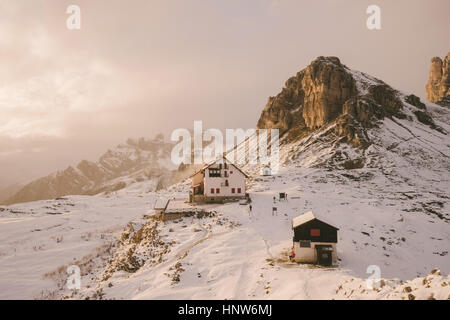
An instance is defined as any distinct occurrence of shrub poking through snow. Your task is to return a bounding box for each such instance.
[102,220,173,280]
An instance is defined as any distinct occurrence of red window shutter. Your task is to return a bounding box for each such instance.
[232,188,235,193]
[216,188,220,194]
[211,188,214,194]
[310,229,320,237]
[237,188,241,193]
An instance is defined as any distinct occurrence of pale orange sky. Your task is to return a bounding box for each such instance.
[0,0,449,187]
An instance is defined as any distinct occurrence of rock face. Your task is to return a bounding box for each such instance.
[426,53,450,106]
[257,57,356,133]
[3,136,175,205]
[253,56,449,172]
[257,56,406,147]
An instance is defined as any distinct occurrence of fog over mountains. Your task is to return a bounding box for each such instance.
[2,136,176,205]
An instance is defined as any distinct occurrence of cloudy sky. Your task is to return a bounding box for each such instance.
[0,0,448,187]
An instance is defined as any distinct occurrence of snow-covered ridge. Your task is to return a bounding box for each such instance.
[2,136,176,205]
[3,158,447,299]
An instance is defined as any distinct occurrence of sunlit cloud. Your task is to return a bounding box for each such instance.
[0,61,115,138]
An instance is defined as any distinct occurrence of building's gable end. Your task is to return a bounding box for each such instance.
[293,219,338,243]
[228,163,248,178]
[228,164,245,178]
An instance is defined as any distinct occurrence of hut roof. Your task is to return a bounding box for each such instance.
[189,155,249,178]
[154,198,170,210]
[292,211,339,230]
[292,211,315,228]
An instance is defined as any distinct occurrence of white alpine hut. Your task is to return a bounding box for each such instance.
[190,155,248,203]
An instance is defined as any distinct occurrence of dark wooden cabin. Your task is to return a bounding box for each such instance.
[291,211,339,266]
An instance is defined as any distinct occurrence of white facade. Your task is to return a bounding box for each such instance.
[293,242,337,264]
[191,157,247,199]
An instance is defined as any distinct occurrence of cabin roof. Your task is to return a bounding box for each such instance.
[153,198,170,210]
[292,211,339,230]
[189,155,249,178]
[166,199,191,212]
[292,211,315,228]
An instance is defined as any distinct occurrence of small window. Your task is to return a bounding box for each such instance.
[216,188,220,194]
[211,188,215,194]
[237,188,241,193]
[209,168,221,177]
[225,180,229,186]
[230,171,233,174]
[231,188,235,193]
[310,229,320,237]
[300,240,311,248]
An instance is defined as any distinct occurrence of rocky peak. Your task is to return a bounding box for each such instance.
[257,56,357,133]
[257,56,425,147]
[426,53,450,106]
[253,56,449,172]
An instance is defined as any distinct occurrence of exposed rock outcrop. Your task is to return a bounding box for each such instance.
[257,57,356,133]
[257,56,407,147]
[426,53,450,106]
[252,56,450,173]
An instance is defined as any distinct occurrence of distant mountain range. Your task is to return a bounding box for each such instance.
[2,136,177,205]
[0,184,23,203]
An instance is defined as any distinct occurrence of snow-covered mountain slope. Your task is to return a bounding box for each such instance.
[0,178,169,299]
[2,161,447,300]
[3,136,176,205]
[242,57,449,173]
